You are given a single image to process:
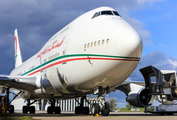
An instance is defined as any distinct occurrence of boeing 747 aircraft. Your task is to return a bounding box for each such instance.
[0,7,143,116]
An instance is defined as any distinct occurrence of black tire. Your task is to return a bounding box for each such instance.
[22,106,28,113]
[159,113,165,115]
[101,109,109,116]
[75,106,81,114]
[8,105,14,113]
[47,106,53,114]
[167,112,174,115]
[101,102,109,116]
[54,106,61,114]
[104,102,109,109]
[0,109,2,115]
[29,106,35,114]
[82,107,89,114]
[91,103,100,116]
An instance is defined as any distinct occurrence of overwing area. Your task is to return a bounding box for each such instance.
[0,75,37,91]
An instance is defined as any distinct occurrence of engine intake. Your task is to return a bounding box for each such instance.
[126,88,154,107]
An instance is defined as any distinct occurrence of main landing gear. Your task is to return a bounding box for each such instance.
[91,87,110,116]
[1,87,36,114]
[22,99,37,114]
[75,96,89,114]
[0,88,23,114]
[4,88,21,114]
[22,99,61,114]
[74,87,110,116]
[47,100,61,114]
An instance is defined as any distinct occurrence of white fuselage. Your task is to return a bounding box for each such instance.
[10,7,143,99]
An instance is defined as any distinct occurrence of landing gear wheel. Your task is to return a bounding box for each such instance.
[159,113,165,115]
[167,112,174,115]
[29,106,35,114]
[101,109,109,116]
[54,106,61,114]
[47,106,53,114]
[0,109,3,115]
[91,103,100,116]
[101,102,109,116]
[8,105,14,113]
[75,106,81,114]
[82,107,89,114]
[22,106,28,113]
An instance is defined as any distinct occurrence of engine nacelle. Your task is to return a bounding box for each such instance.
[126,88,155,107]
[0,87,6,94]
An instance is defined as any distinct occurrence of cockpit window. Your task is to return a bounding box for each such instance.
[101,11,113,15]
[113,11,120,16]
[92,10,120,19]
[92,12,101,19]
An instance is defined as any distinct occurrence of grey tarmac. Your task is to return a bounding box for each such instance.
[4,110,177,120]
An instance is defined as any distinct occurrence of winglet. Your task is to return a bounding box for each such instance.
[14,29,22,68]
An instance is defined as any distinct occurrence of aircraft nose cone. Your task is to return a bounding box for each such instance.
[117,29,143,57]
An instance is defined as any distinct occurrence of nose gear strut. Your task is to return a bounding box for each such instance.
[92,87,110,116]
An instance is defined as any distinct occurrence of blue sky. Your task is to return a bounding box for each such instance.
[0,0,177,108]
[134,1,177,57]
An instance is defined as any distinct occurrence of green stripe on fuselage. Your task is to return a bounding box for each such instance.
[21,54,140,76]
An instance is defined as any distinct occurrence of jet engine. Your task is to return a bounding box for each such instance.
[116,83,155,107]
[126,86,155,107]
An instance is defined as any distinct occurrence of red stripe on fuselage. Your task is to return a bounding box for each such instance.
[27,57,139,76]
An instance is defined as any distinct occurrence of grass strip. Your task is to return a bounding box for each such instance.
[0,116,36,120]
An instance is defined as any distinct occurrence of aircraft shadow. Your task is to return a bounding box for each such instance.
[6,111,177,118]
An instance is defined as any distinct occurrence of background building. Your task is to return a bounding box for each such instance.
[12,97,97,112]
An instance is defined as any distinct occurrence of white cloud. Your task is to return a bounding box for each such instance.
[116,101,127,108]
[138,29,151,46]
[137,0,165,4]
[113,0,166,47]
[115,2,153,46]
[158,43,168,48]
[124,16,151,46]
[129,51,177,81]
[168,59,177,69]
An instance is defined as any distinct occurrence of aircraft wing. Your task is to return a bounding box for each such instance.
[119,80,145,86]
[115,80,156,96]
[0,75,37,91]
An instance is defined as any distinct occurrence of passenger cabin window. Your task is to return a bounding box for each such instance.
[84,44,86,49]
[102,40,105,44]
[98,40,100,45]
[84,38,110,51]
[91,42,93,47]
[106,39,109,44]
[87,43,89,48]
[94,41,97,46]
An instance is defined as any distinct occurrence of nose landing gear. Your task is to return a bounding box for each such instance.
[91,87,110,116]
